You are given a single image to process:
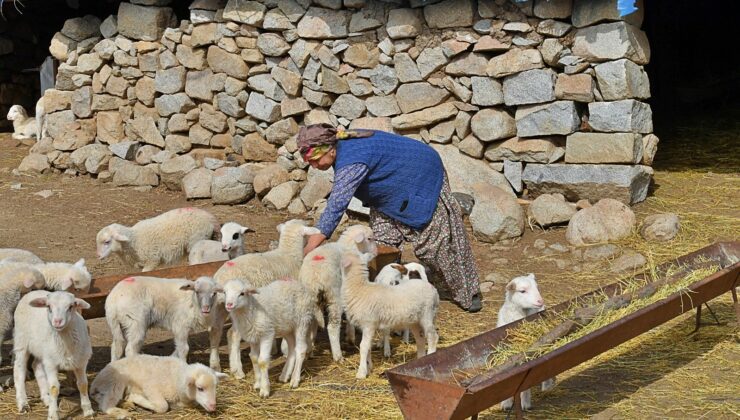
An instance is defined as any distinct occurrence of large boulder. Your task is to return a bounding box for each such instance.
[211,166,255,204]
[639,213,680,242]
[484,136,565,163]
[433,144,514,197]
[566,132,643,164]
[112,161,159,186]
[18,154,51,174]
[263,181,300,210]
[565,198,636,246]
[159,155,198,191]
[117,2,173,41]
[183,168,213,199]
[395,82,449,114]
[253,164,290,196]
[471,108,516,142]
[588,100,653,133]
[573,21,650,65]
[594,59,650,100]
[572,0,645,28]
[515,101,580,137]
[423,0,474,29]
[522,163,653,205]
[503,69,557,106]
[296,7,351,39]
[470,183,525,243]
[223,0,266,25]
[300,166,334,208]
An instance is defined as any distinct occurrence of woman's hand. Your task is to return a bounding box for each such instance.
[304,233,327,256]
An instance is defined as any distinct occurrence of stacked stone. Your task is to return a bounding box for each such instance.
[20,0,658,242]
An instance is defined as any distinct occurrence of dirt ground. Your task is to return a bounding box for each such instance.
[0,109,737,419]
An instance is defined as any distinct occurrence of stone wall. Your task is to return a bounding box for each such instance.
[19,0,658,222]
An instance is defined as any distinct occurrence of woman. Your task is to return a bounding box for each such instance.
[299,124,482,313]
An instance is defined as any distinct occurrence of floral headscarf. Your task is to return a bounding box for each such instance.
[297,124,373,161]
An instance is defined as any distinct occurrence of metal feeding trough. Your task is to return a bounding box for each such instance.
[386,241,740,420]
[76,245,401,320]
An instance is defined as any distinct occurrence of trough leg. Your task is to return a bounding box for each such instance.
[692,304,703,334]
[513,392,524,419]
[731,286,740,324]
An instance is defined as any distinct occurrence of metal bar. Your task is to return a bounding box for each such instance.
[387,241,739,420]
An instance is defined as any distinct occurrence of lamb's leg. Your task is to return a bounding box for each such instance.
[409,325,426,358]
[257,336,274,398]
[128,392,169,414]
[402,329,410,344]
[420,317,438,355]
[382,329,392,358]
[109,319,125,362]
[208,309,226,371]
[226,326,245,379]
[541,377,556,391]
[14,349,30,413]
[172,327,190,361]
[501,397,514,411]
[43,360,61,420]
[124,322,146,357]
[356,325,375,379]
[326,303,343,362]
[279,335,296,383]
[74,365,94,417]
[290,326,309,388]
[520,389,532,410]
[33,359,50,406]
[249,343,261,390]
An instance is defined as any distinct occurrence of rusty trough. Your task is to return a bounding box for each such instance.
[76,245,401,320]
[386,241,740,420]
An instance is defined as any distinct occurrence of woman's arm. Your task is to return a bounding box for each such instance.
[305,163,369,255]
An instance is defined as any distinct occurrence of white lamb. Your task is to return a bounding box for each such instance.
[496,273,556,411]
[209,219,320,377]
[0,259,91,292]
[0,265,46,371]
[90,354,227,418]
[6,104,38,141]
[341,250,439,379]
[105,276,220,362]
[298,224,378,362]
[13,291,93,420]
[221,278,323,397]
[188,222,254,265]
[96,207,220,272]
[374,262,430,357]
[0,248,44,264]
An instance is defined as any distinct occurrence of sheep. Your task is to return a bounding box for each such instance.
[188,222,254,265]
[298,224,378,362]
[341,250,439,379]
[105,276,220,362]
[90,354,227,418]
[374,262,430,357]
[96,207,220,272]
[0,248,43,264]
[13,290,93,420]
[0,266,46,372]
[496,273,556,411]
[209,219,320,377]
[6,104,38,141]
[221,278,323,397]
[0,259,91,292]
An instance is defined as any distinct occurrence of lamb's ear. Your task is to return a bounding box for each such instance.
[240,226,253,234]
[113,231,130,242]
[74,258,85,268]
[527,273,535,279]
[506,280,516,292]
[22,275,37,290]
[179,281,196,291]
[29,297,49,308]
[352,231,366,244]
[213,285,224,293]
[341,255,353,269]
[74,299,91,310]
[246,288,259,295]
[60,277,73,290]
[390,263,407,275]
[215,372,228,380]
[303,226,321,236]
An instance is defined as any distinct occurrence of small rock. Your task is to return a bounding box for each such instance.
[478,281,495,293]
[583,244,620,261]
[576,199,592,209]
[640,213,680,242]
[534,238,547,249]
[483,272,507,286]
[609,251,647,273]
[528,193,577,227]
[566,198,636,246]
[11,183,22,190]
[470,183,525,243]
[34,190,54,199]
[553,259,569,270]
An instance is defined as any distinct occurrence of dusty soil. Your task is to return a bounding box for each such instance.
[0,108,737,419]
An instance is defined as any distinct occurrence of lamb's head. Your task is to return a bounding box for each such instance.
[375,263,406,286]
[221,279,257,312]
[180,276,219,315]
[340,250,368,279]
[6,105,28,121]
[183,363,227,413]
[403,262,428,282]
[96,224,131,259]
[505,273,544,311]
[276,219,321,248]
[220,222,252,253]
[54,259,92,292]
[339,225,377,260]
[29,291,90,331]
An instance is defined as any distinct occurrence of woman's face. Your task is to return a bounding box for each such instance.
[309,147,336,171]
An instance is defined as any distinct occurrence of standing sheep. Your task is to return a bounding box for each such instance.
[13,291,93,420]
[96,207,220,272]
[90,354,227,418]
[221,278,322,397]
[188,222,254,265]
[496,273,555,411]
[298,224,378,362]
[105,276,220,362]
[0,266,46,371]
[209,219,320,377]
[341,251,439,379]
[0,248,43,265]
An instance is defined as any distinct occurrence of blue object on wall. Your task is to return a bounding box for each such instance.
[617,0,639,16]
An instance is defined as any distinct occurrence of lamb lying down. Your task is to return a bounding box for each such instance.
[496,273,556,411]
